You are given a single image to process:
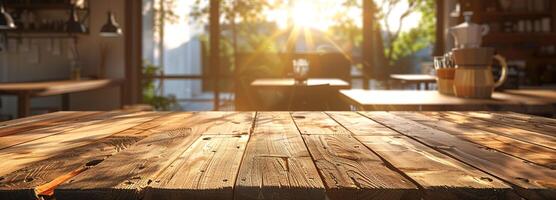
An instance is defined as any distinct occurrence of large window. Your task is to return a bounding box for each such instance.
[142,0,435,111]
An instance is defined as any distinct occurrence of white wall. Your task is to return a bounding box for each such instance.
[0,0,126,118]
[70,0,125,111]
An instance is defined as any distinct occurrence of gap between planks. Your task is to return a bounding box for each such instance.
[55,112,255,200]
[0,111,99,137]
[0,112,82,129]
[290,112,419,200]
[233,112,326,200]
[0,112,180,200]
[326,112,515,199]
[144,112,258,200]
[426,112,556,151]
[0,112,161,177]
[397,112,556,170]
[450,111,556,138]
[360,111,556,200]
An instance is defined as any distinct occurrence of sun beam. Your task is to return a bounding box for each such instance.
[291,1,323,30]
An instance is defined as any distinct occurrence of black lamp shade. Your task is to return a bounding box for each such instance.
[66,6,87,33]
[0,3,16,30]
[100,11,122,37]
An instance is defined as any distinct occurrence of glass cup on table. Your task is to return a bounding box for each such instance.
[293,59,309,85]
[434,56,455,95]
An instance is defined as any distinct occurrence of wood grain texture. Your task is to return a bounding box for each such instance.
[454,112,556,138]
[493,111,556,127]
[0,112,98,137]
[0,111,129,151]
[398,112,556,169]
[56,112,254,200]
[291,112,350,135]
[200,112,255,135]
[0,112,159,177]
[0,112,185,200]
[301,135,418,200]
[145,135,249,200]
[327,112,514,200]
[0,112,77,128]
[234,112,325,200]
[326,112,400,136]
[363,112,556,199]
[428,112,556,150]
[2,111,555,200]
[292,113,417,200]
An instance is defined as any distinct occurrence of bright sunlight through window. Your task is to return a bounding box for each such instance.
[266,0,421,32]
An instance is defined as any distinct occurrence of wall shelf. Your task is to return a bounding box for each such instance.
[461,0,556,85]
[4,3,87,10]
[4,1,90,35]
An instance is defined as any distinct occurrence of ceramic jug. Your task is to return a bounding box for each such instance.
[449,12,489,49]
[452,48,508,99]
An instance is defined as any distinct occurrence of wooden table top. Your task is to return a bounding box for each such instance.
[340,89,556,113]
[0,79,123,96]
[0,111,554,199]
[390,74,437,82]
[251,78,350,89]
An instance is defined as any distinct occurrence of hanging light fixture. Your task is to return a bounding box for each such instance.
[0,1,16,30]
[66,5,87,33]
[100,11,122,37]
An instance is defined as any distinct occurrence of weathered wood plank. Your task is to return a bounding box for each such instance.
[0,112,99,137]
[397,112,556,169]
[202,111,255,135]
[234,112,325,200]
[55,112,254,200]
[0,112,188,200]
[493,111,556,127]
[362,112,556,199]
[291,112,350,135]
[325,112,399,136]
[0,111,132,150]
[0,112,79,129]
[427,112,556,150]
[145,135,249,200]
[291,113,418,200]
[301,135,418,200]
[455,112,556,138]
[328,112,514,199]
[0,112,159,177]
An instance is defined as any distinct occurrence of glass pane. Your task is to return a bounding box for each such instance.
[141,0,437,110]
[143,0,205,76]
[148,79,234,111]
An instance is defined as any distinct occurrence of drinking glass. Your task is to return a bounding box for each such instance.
[293,59,309,84]
[433,56,445,69]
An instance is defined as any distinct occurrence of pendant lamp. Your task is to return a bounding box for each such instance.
[0,2,16,30]
[100,11,122,37]
[66,6,87,33]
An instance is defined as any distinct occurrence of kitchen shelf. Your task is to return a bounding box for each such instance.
[459,0,556,85]
[3,1,91,36]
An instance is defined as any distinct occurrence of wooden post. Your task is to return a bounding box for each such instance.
[124,0,143,106]
[210,0,220,110]
[434,0,445,56]
[362,0,375,89]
